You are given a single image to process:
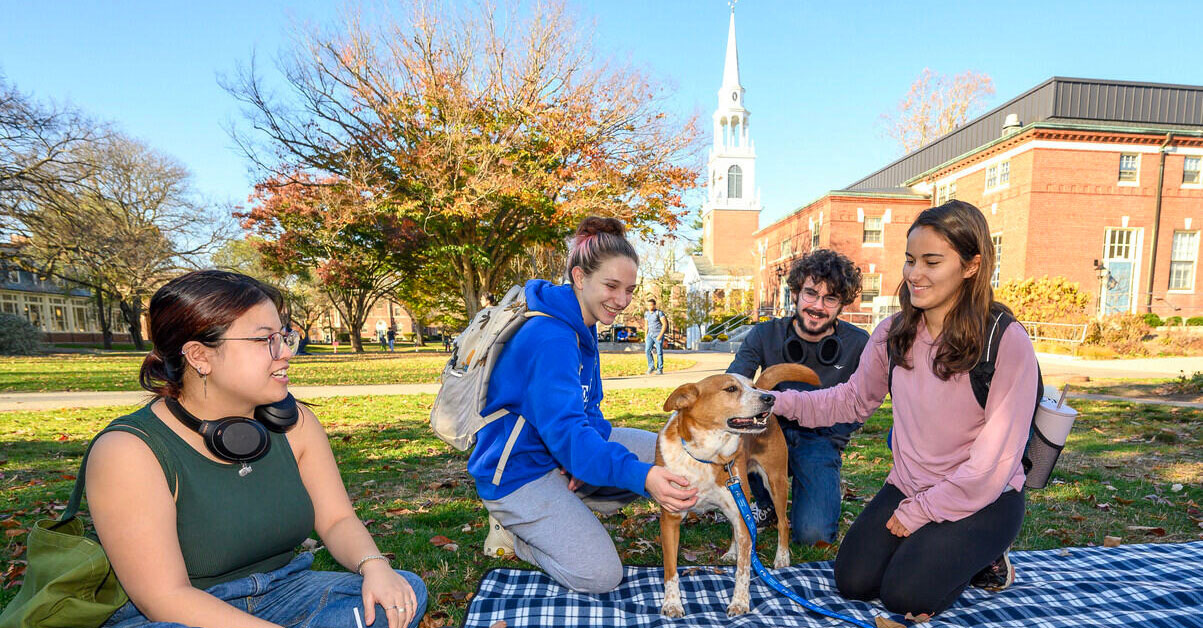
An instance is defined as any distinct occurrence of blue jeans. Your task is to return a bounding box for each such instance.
[749,427,843,545]
[102,552,427,628]
[645,336,663,371]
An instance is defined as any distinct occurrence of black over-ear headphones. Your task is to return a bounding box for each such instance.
[164,394,299,464]
[783,321,843,367]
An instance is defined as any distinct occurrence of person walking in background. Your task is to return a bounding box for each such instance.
[387,326,396,352]
[643,298,668,375]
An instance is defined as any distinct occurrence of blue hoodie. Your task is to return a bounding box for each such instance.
[468,279,653,501]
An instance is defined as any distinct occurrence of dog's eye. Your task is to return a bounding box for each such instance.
[724,386,737,393]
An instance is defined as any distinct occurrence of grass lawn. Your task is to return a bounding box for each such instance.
[1,391,1200,625]
[0,353,696,393]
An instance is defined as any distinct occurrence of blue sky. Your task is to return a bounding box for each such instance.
[4,1,1203,229]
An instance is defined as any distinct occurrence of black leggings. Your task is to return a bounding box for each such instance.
[833,483,1024,616]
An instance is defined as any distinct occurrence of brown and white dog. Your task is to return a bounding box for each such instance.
[656,363,821,617]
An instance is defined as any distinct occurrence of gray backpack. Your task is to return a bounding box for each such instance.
[429,284,549,484]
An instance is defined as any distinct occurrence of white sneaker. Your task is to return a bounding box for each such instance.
[484,514,515,558]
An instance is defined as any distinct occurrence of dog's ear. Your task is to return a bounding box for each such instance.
[663,383,699,412]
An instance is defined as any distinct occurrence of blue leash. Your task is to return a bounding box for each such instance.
[723,462,879,628]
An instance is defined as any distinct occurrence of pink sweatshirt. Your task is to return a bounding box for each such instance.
[771,315,1038,533]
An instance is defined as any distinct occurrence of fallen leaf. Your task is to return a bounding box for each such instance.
[681,550,697,562]
[1058,548,1071,557]
[1126,526,1167,537]
[874,617,906,628]
[1171,483,1184,492]
[441,543,459,552]
[1103,536,1122,547]
[4,529,25,538]
[489,622,507,628]
[54,433,69,442]
[1069,514,1086,521]
[429,535,453,547]
[904,612,932,623]
[461,524,472,533]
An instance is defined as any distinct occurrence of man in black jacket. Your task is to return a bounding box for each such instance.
[727,249,870,545]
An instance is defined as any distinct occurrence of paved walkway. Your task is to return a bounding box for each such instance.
[0,351,1198,411]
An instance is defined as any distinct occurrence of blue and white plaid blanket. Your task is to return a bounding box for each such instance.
[462,541,1203,627]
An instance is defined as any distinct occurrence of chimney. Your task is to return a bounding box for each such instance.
[1002,113,1022,137]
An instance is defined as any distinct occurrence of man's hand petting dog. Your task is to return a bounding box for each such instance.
[887,514,912,537]
[646,466,698,513]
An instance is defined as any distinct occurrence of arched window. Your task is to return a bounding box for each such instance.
[727,165,743,199]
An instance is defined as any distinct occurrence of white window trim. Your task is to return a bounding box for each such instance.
[862,216,884,248]
[1182,156,1202,189]
[983,160,1011,194]
[1167,230,1199,294]
[1117,153,1140,187]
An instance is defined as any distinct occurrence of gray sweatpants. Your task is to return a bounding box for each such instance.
[481,427,657,594]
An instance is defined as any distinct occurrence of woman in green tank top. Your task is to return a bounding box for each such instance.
[86,271,426,628]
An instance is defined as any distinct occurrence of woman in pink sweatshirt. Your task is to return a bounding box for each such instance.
[771,200,1038,617]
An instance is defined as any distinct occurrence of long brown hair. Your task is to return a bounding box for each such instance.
[887,200,1005,379]
[139,270,283,398]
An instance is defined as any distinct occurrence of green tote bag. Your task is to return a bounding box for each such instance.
[0,437,128,628]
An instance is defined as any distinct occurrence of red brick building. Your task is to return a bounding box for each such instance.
[753,77,1203,322]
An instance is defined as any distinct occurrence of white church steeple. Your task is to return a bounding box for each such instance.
[704,7,759,214]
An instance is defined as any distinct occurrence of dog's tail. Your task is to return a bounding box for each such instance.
[755,363,822,390]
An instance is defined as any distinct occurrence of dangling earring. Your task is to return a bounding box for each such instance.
[199,370,208,398]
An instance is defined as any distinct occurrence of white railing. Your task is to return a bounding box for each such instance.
[1018,320,1089,352]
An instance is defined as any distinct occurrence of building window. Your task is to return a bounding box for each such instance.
[780,237,792,258]
[23,297,45,330]
[1118,153,1139,183]
[727,165,743,199]
[5,268,18,284]
[811,229,819,249]
[1170,230,1199,291]
[936,180,959,204]
[1184,156,1201,185]
[991,234,1003,288]
[0,294,17,315]
[862,274,881,301]
[985,160,1010,192]
[862,216,883,244]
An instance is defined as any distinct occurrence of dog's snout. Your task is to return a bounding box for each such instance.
[760,393,775,405]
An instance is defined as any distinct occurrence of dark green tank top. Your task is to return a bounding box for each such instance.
[98,402,315,589]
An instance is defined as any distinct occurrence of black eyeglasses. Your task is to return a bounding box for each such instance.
[219,329,301,360]
[798,288,842,308]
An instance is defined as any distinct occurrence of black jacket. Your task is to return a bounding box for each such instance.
[727,316,870,448]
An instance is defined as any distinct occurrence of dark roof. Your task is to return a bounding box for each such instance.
[847,77,1203,191]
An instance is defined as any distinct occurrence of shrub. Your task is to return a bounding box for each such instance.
[1158,371,1203,395]
[1143,313,1164,328]
[1165,316,1183,326]
[0,313,44,355]
[717,333,729,341]
[995,276,1091,324]
[701,335,714,342]
[1188,317,1203,327]
[1083,313,1151,355]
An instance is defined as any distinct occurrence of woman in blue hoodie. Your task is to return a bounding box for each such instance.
[469,216,699,593]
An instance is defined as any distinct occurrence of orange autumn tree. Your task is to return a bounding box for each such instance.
[225,0,700,318]
[238,174,424,352]
[883,68,994,154]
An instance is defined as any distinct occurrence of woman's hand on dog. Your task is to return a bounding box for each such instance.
[886,514,911,537]
[646,466,698,513]
[559,468,584,492]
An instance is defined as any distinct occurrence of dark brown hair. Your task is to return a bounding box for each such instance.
[786,248,863,305]
[887,200,1004,379]
[139,270,284,398]
[563,216,639,282]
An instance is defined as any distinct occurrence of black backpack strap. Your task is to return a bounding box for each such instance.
[969,309,1015,408]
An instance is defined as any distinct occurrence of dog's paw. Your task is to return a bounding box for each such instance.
[719,545,738,563]
[726,599,750,617]
[661,601,685,618]
[773,547,790,569]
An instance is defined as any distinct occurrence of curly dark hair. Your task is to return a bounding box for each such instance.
[786,248,862,305]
